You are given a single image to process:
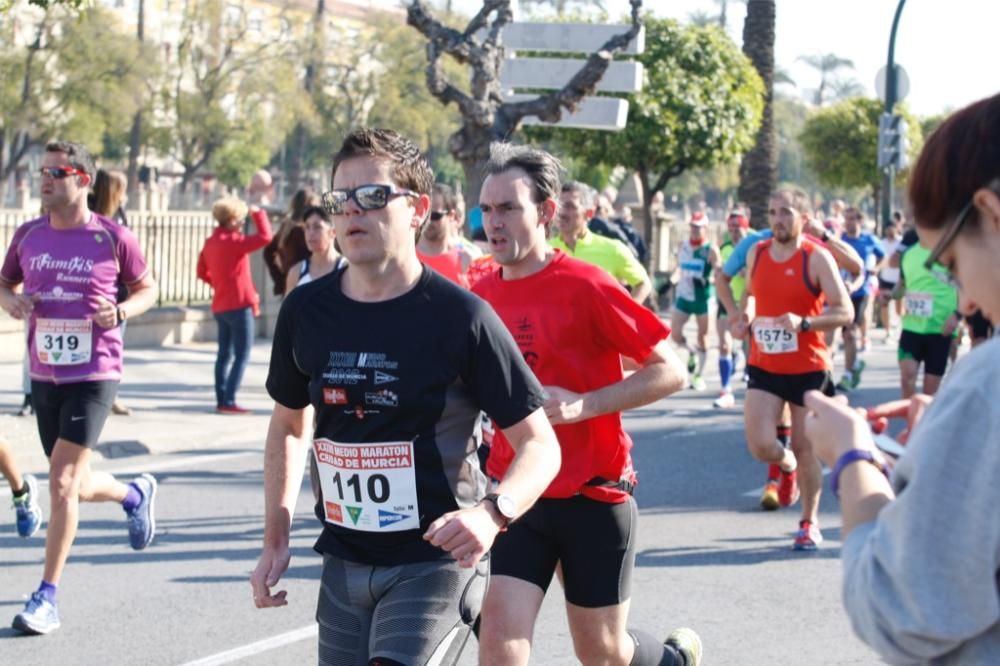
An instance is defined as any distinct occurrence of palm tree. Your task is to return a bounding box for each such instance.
[737,0,776,229]
[829,77,865,102]
[798,53,854,106]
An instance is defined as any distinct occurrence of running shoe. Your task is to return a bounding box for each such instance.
[13,474,42,538]
[665,627,703,666]
[836,376,853,393]
[690,374,707,391]
[759,480,779,511]
[126,473,157,550]
[777,468,799,507]
[850,360,867,389]
[217,405,252,415]
[712,391,735,408]
[12,592,60,635]
[686,353,696,375]
[793,519,823,551]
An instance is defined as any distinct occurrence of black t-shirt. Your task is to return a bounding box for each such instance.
[266,266,545,565]
[896,228,919,254]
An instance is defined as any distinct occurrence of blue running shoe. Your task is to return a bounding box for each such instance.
[13,473,42,538]
[12,592,60,635]
[126,473,157,550]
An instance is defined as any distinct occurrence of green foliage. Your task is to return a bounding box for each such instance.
[154,0,302,186]
[213,139,271,189]
[0,5,155,182]
[528,17,764,201]
[799,97,922,193]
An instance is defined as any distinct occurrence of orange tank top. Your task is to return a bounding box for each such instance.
[418,249,470,289]
[748,238,830,374]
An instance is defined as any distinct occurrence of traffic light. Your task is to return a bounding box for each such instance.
[878,113,910,170]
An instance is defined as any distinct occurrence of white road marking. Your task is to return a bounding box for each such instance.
[0,450,260,498]
[177,624,317,666]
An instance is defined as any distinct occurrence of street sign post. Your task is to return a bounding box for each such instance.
[497,22,645,131]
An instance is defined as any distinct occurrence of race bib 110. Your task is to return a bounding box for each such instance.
[313,439,419,532]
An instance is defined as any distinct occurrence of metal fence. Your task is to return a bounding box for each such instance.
[0,210,216,306]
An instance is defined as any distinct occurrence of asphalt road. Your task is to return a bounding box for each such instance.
[1,337,916,665]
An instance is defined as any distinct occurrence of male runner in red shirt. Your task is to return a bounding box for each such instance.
[472,143,702,666]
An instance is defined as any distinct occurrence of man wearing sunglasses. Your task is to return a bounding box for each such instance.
[1,141,158,635]
[416,183,471,288]
[251,128,560,665]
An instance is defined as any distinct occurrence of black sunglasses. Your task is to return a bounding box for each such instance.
[925,178,1000,269]
[429,210,450,221]
[321,184,418,216]
[39,166,87,180]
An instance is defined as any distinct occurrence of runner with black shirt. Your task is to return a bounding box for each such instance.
[250,129,560,666]
[473,144,702,666]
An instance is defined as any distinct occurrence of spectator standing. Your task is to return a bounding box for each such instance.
[197,196,273,414]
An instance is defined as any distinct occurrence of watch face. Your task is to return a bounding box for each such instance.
[495,494,516,519]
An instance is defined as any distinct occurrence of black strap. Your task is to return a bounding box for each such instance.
[584,476,635,495]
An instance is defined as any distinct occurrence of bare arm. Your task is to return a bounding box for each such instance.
[803,248,855,331]
[94,273,158,329]
[630,274,652,305]
[424,407,560,567]
[0,281,35,320]
[284,262,302,297]
[544,338,686,425]
[250,403,311,608]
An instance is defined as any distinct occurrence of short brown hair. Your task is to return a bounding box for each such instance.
[212,197,248,225]
[431,183,458,212]
[483,143,563,204]
[909,92,1000,232]
[46,141,95,179]
[331,128,433,196]
[771,188,813,217]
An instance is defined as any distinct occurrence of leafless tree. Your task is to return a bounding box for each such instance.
[406,0,642,204]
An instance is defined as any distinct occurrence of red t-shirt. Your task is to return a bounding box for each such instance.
[748,238,830,374]
[197,209,273,315]
[472,251,670,502]
[418,249,470,289]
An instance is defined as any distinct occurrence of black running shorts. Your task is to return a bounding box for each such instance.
[489,494,637,609]
[965,310,994,341]
[746,366,835,406]
[317,553,485,666]
[31,380,118,457]
[898,330,952,377]
[848,293,871,327]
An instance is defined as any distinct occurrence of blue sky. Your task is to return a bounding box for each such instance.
[441,0,999,116]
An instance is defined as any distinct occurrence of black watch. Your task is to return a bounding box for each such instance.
[799,317,812,333]
[116,306,127,325]
[482,493,516,529]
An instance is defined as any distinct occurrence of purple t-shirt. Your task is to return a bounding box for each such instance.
[0,214,150,384]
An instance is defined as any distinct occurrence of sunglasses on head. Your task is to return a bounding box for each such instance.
[321,184,418,216]
[39,166,87,180]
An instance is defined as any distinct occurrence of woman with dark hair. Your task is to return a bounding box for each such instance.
[262,188,316,295]
[283,205,345,295]
[804,92,1000,664]
[90,169,133,415]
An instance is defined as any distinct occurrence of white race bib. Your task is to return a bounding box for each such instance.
[313,439,419,532]
[681,258,706,281]
[34,318,92,365]
[753,317,799,354]
[905,293,934,319]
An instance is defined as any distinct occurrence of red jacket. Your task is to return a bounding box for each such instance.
[197,209,273,315]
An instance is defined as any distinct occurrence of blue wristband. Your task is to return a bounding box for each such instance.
[831,449,889,498]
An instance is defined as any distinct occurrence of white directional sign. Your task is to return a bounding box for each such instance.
[506,94,629,131]
[497,21,645,131]
[501,22,645,55]
[502,58,643,93]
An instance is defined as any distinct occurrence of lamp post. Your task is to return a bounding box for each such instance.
[881,0,907,232]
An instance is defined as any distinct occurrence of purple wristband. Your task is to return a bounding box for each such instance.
[831,449,889,498]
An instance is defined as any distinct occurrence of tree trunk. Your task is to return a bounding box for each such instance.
[737,0,777,230]
[637,169,660,276]
[127,0,145,201]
